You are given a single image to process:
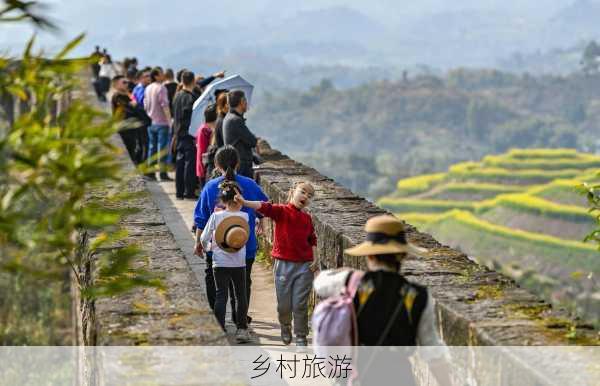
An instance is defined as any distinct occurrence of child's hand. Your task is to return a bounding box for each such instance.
[234,193,245,206]
[194,241,204,257]
[309,260,319,273]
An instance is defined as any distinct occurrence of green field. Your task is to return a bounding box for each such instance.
[379,148,600,324]
[423,210,598,273]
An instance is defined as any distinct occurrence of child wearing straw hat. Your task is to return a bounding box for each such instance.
[200,180,251,343]
[235,181,318,346]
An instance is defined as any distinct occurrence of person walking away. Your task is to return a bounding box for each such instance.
[96,55,117,102]
[125,67,137,93]
[199,179,251,343]
[144,67,173,181]
[164,68,178,113]
[172,70,200,199]
[194,146,268,323]
[313,215,452,386]
[214,90,229,148]
[111,75,150,165]
[196,103,218,189]
[236,182,318,346]
[91,46,101,79]
[223,90,258,179]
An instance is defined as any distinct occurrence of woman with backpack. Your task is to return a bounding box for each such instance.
[313,215,451,385]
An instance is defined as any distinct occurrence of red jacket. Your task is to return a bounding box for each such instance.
[196,123,212,178]
[258,202,317,262]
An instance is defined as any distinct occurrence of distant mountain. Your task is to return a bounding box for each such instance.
[270,6,388,45]
[8,0,600,78]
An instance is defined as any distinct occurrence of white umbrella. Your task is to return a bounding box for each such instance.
[188,74,254,137]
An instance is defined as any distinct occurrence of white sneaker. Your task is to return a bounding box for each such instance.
[236,328,251,343]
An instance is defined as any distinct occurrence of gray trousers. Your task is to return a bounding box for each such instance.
[273,259,314,337]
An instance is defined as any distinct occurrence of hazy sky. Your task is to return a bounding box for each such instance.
[0,0,589,71]
[7,0,573,40]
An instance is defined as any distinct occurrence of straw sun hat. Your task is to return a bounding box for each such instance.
[214,216,250,253]
[344,215,427,258]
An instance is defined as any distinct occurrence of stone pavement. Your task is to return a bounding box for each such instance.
[145,173,308,347]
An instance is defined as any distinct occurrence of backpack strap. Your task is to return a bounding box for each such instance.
[345,270,365,298]
[344,270,364,347]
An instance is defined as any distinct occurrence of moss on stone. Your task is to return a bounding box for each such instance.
[470,285,504,302]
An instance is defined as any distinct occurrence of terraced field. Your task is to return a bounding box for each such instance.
[379,148,600,323]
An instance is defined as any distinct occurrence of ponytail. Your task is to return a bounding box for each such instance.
[224,166,235,181]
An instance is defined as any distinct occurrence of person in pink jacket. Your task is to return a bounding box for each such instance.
[196,104,217,187]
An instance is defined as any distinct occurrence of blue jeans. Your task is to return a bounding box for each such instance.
[147,124,169,172]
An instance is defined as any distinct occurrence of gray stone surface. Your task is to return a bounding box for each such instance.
[76,139,226,347]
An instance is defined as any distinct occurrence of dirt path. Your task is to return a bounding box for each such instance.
[146,175,310,346]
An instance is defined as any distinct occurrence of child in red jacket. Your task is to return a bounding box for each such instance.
[235,181,317,346]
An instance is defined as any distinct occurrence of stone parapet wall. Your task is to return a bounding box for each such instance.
[255,140,596,347]
[74,138,225,346]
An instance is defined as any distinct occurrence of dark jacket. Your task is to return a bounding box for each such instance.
[215,113,226,148]
[223,110,257,174]
[353,271,427,346]
[164,81,178,113]
[172,89,197,138]
[111,93,150,129]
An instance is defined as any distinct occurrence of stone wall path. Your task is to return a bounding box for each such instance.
[146,175,304,347]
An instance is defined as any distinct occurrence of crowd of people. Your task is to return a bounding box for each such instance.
[103,51,230,195]
[102,51,449,384]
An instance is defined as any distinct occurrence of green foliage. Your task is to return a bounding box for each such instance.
[448,163,591,185]
[425,210,597,271]
[581,40,600,74]
[490,118,579,153]
[476,193,595,223]
[578,174,600,249]
[482,153,600,170]
[378,197,474,213]
[507,148,580,159]
[395,173,446,197]
[394,212,444,229]
[528,179,588,207]
[424,182,524,201]
[0,5,161,343]
[0,0,56,29]
[382,148,599,325]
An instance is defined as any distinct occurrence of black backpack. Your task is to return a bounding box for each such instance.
[202,144,219,179]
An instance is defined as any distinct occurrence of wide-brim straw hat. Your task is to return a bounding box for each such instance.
[344,215,427,258]
[215,215,250,253]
